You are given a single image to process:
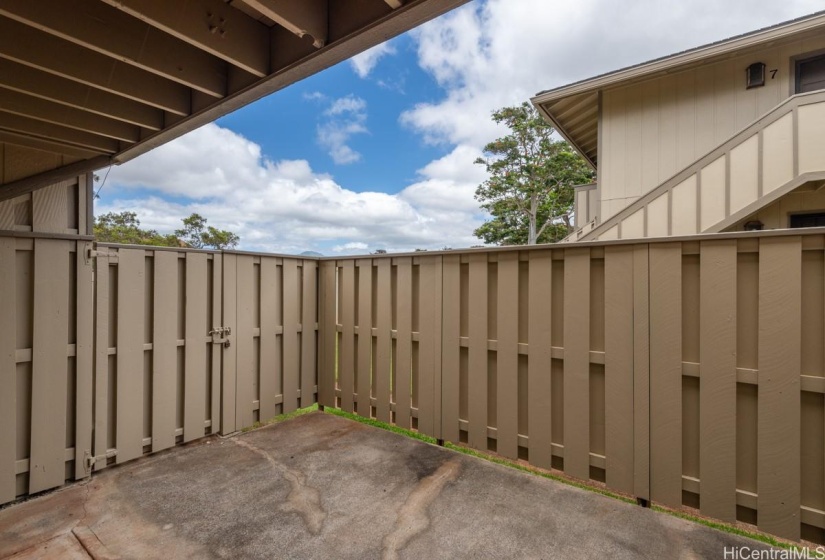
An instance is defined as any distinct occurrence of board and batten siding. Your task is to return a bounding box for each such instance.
[599,34,825,221]
[0,142,92,235]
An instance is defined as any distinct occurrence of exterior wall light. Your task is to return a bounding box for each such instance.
[744,220,764,231]
[746,62,766,89]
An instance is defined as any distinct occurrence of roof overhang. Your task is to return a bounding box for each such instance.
[531,10,825,170]
[0,0,469,199]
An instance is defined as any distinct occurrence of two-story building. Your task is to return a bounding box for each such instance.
[532,11,825,242]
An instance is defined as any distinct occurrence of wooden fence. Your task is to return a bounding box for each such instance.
[1,239,318,505]
[2,229,823,544]
[319,230,825,543]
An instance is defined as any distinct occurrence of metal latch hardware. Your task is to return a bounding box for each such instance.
[209,326,231,348]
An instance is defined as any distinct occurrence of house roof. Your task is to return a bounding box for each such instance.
[0,0,468,200]
[531,10,825,170]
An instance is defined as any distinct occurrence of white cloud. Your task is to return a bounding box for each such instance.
[402,0,824,149]
[316,95,369,164]
[101,123,483,255]
[350,41,397,78]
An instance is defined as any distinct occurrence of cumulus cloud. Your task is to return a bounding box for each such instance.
[350,41,397,78]
[101,124,483,254]
[402,0,823,149]
[316,95,369,164]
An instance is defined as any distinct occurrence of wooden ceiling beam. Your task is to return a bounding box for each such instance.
[234,0,327,47]
[0,60,164,131]
[100,0,271,77]
[0,17,191,115]
[0,131,105,161]
[0,113,121,154]
[0,89,141,144]
[384,0,404,8]
[0,0,228,98]
[0,155,111,203]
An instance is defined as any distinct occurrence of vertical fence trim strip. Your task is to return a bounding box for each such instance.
[0,237,15,501]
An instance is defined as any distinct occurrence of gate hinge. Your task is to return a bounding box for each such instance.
[86,247,118,264]
[209,326,231,348]
[85,448,117,471]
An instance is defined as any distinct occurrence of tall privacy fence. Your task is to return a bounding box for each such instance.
[318,231,825,544]
[1,229,823,544]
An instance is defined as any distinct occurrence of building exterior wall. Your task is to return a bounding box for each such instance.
[727,186,825,231]
[599,33,825,221]
[0,143,92,235]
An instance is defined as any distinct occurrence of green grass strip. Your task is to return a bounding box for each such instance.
[320,406,798,550]
[240,403,319,432]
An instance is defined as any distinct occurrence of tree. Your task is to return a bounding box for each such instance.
[174,213,240,249]
[94,211,179,247]
[473,102,594,245]
[95,212,240,249]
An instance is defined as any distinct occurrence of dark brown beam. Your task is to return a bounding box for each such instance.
[0,60,164,131]
[99,0,271,77]
[0,88,140,143]
[0,155,111,202]
[0,0,228,98]
[0,113,120,154]
[0,131,103,161]
[0,17,191,115]
[234,0,328,47]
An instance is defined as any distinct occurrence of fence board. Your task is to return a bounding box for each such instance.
[604,246,635,495]
[699,240,737,522]
[184,253,208,442]
[115,248,144,464]
[563,247,591,480]
[282,259,300,414]
[468,254,488,450]
[74,242,93,480]
[339,261,355,413]
[432,257,443,440]
[0,237,15,501]
[758,236,802,540]
[649,243,683,508]
[93,252,110,467]
[301,260,318,409]
[633,245,650,500]
[29,240,71,492]
[318,261,336,408]
[356,259,372,417]
[235,255,255,428]
[441,255,461,443]
[375,260,391,422]
[395,258,413,429]
[259,257,280,420]
[210,254,222,433]
[497,252,519,459]
[152,251,177,452]
[221,253,237,434]
[418,257,437,437]
[527,251,553,469]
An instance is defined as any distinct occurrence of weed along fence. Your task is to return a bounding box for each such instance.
[318,231,825,544]
[2,229,824,545]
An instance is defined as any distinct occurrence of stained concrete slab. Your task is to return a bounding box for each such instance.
[0,412,774,559]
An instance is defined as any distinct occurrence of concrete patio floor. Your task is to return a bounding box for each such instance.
[1,412,773,559]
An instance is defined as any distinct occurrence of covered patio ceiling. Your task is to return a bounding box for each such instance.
[0,0,468,201]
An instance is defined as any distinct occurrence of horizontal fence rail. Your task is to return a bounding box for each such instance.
[319,232,825,544]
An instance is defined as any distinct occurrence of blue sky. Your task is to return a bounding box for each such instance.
[100,0,823,255]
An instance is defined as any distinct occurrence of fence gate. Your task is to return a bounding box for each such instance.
[90,245,224,472]
[220,253,319,435]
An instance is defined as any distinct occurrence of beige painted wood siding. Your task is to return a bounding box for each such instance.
[599,34,825,220]
[0,143,91,235]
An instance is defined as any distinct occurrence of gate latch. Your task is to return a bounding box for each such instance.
[209,326,231,348]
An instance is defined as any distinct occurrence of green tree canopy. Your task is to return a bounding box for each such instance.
[473,102,594,245]
[175,213,240,250]
[95,212,239,249]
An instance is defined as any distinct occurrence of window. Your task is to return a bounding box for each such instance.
[795,54,825,94]
[790,212,825,228]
